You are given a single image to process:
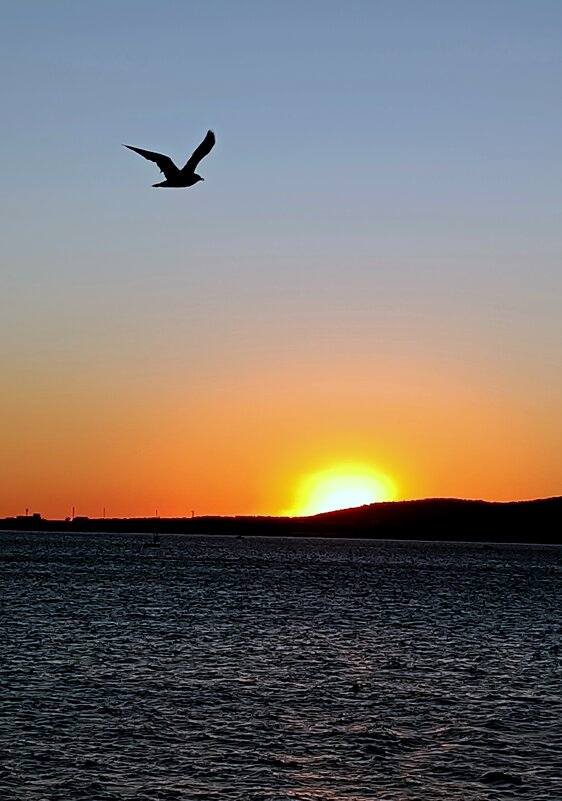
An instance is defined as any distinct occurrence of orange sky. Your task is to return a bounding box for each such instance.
[2,333,560,519]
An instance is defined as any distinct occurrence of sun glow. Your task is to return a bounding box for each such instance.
[289,463,397,517]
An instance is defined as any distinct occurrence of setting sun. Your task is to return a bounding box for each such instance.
[288,463,397,517]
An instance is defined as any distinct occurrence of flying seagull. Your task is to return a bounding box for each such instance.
[123,130,216,188]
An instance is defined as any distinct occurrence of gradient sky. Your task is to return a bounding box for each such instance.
[1,1,561,518]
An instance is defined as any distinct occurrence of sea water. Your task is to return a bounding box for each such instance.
[1,531,561,800]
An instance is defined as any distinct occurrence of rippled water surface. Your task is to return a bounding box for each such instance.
[1,532,561,800]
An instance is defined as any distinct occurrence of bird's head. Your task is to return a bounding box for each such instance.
[194,174,204,183]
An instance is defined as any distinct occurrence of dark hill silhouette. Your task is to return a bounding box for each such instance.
[307,496,562,542]
[2,497,561,544]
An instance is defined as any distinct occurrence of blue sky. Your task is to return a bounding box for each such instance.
[1,1,561,515]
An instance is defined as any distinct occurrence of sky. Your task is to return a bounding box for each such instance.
[1,0,561,518]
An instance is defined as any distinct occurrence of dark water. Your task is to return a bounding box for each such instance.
[1,532,561,801]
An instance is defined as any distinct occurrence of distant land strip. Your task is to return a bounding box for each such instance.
[1,498,561,544]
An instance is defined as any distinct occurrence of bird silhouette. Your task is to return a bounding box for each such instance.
[123,130,216,188]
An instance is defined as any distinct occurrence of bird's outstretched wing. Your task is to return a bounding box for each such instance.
[123,145,178,178]
[182,130,216,172]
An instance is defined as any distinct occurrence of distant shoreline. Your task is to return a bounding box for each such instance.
[2,497,561,545]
